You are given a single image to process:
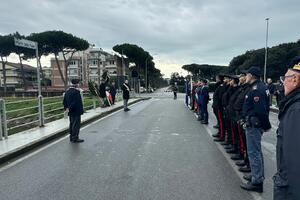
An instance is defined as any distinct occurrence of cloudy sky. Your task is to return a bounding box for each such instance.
[1,0,300,77]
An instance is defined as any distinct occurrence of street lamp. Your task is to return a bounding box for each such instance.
[264,18,270,83]
[145,57,150,93]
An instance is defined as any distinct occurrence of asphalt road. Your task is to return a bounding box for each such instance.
[0,93,256,200]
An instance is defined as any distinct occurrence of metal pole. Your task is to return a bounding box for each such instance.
[0,100,3,140]
[145,58,148,93]
[36,43,44,127]
[264,18,269,83]
[2,99,7,139]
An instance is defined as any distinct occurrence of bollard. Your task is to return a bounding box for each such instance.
[0,99,8,140]
[92,97,96,109]
[38,95,44,127]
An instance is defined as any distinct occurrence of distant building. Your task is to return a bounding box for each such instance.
[50,47,128,89]
[0,62,37,89]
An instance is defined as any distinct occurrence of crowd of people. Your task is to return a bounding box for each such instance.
[185,57,300,199]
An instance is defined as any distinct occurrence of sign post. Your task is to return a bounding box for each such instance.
[14,38,44,127]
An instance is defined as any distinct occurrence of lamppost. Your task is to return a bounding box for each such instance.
[145,57,150,93]
[264,18,270,83]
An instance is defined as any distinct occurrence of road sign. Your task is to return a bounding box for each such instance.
[14,38,37,49]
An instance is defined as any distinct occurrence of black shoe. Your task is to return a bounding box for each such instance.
[220,141,230,146]
[231,154,243,160]
[213,125,219,129]
[201,121,208,124]
[240,181,263,193]
[72,139,84,143]
[224,145,233,149]
[243,174,252,182]
[236,160,246,167]
[214,138,224,142]
[226,149,238,154]
[212,133,220,138]
[239,166,251,173]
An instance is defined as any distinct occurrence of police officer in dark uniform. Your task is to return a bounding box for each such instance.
[213,75,230,142]
[233,73,252,172]
[240,67,271,193]
[220,75,234,146]
[212,74,224,133]
[273,57,300,200]
[225,75,240,154]
[199,79,209,124]
[63,79,84,143]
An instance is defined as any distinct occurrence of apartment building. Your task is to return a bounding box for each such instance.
[0,62,37,89]
[51,47,128,88]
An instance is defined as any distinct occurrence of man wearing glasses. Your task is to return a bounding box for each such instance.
[273,57,300,200]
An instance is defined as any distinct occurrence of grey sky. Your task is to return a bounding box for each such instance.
[1,0,300,77]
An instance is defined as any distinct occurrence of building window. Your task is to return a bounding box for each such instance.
[69,60,76,65]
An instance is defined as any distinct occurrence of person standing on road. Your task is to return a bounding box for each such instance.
[110,81,117,105]
[273,57,300,200]
[199,79,209,124]
[63,79,84,143]
[121,79,130,112]
[173,82,178,100]
[240,66,271,193]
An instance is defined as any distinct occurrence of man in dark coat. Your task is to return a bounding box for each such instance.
[273,57,300,200]
[121,79,130,111]
[63,79,84,143]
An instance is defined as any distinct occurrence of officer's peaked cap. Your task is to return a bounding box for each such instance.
[246,66,261,77]
[289,56,300,73]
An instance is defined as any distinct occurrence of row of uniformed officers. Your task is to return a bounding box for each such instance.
[185,56,300,199]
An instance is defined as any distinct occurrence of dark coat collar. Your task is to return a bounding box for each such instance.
[278,87,300,119]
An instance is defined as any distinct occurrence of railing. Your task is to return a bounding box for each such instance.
[0,91,131,139]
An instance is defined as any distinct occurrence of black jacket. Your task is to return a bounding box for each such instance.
[213,83,227,109]
[242,80,271,131]
[212,82,222,108]
[110,85,116,96]
[63,87,84,116]
[121,83,130,99]
[233,83,251,120]
[273,87,300,200]
[226,85,240,120]
[99,83,107,98]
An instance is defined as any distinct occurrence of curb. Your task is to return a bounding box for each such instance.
[0,98,150,166]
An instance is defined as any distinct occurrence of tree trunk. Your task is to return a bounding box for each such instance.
[54,53,66,89]
[17,53,27,91]
[0,56,7,95]
[62,51,75,90]
[38,57,47,90]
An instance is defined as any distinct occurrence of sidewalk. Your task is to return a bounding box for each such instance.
[0,98,146,165]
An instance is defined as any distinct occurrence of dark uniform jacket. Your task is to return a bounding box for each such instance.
[199,85,209,106]
[63,87,84,116]
[212,82,222,108]
[273,87,300,200]
[233,83,251,120]
[226,85,240,121]
[242,80,271,131]
[121,83,130,99]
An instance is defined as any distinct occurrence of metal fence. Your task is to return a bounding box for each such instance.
[0,91,134,140]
